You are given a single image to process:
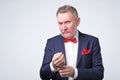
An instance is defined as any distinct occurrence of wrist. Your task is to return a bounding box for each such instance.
[50,62,57,72]
[72,67,78,79]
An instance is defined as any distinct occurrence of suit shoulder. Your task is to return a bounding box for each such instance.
[47,34,62,41]
[81,33,99,41]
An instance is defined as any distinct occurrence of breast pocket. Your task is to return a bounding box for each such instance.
[81,54,92,68]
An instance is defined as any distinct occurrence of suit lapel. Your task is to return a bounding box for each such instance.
[57,35,71,65]
[56,35,66,58]
[76,32,85,67]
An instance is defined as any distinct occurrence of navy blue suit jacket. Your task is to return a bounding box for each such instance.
[40,31,104,80]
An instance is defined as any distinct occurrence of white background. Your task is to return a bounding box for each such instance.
[0,0,120,80]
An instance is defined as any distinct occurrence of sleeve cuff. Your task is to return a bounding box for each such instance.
[73,67,78,79]
[50,62,57,72]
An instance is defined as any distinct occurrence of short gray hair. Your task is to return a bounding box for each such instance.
[56,5,78,18]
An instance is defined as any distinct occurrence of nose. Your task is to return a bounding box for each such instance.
[62,23,67,31]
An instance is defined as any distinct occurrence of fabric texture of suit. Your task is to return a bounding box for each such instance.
[40,31,104,80]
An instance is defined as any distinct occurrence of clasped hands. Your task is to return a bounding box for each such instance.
[52,52,75,78]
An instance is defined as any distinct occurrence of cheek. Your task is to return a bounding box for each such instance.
[69,26,76,32]
[59,26,63,32]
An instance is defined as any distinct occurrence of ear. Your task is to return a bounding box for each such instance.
[76,17,80,26]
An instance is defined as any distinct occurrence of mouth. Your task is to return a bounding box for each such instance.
[62,31,69,34]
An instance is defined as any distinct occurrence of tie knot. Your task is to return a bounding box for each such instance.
[64,37,77,43]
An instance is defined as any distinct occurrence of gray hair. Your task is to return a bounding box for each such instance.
[56,5,78,18]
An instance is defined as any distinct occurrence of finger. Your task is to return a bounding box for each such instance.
[58,66,72,74]
[55,54,65,66]
[58,66,67,73]
[60,73,67,77]
[52,52,63,61]
[59,69,69,77]
[59,66,75,77]
[52,52,64,69]
[53,53,64,65]
[57,59,65,67]
[57,66,65,71]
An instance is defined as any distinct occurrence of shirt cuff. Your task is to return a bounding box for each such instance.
[73,67,78,79]
[50,62,57,72]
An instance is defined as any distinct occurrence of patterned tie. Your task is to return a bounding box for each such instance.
[64,37,77,43]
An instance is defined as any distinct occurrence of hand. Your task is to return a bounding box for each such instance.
[58,66,75,78]
[52,52,65,70]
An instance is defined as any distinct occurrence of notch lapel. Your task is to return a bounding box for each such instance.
[76,32,85,67]
[56,35,66,64]
[58,35,66,55]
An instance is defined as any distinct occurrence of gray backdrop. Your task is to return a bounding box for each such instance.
[0,0,120,80]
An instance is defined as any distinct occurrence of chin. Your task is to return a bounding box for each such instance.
[61,32,74,38]
[62,34,73,39]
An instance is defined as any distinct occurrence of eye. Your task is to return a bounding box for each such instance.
[65,21,70,24]
[58,22,62,25]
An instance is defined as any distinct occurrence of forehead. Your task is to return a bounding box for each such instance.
[57,12,74,22]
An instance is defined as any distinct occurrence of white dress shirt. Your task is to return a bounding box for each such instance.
[64,31,78,80]
[50,31,79,80]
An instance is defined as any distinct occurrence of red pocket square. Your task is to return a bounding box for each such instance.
[82,48,91,55]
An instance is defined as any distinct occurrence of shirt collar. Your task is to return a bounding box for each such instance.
[74,30,78,43]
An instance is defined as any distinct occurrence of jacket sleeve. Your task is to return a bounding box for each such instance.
[40,39,54,80]
[76,38,104,80]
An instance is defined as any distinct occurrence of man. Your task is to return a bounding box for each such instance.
[40,5,104,80]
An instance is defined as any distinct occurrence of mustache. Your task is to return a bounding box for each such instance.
[62,31,69,34]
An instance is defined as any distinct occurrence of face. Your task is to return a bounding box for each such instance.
[57,11,80,38]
